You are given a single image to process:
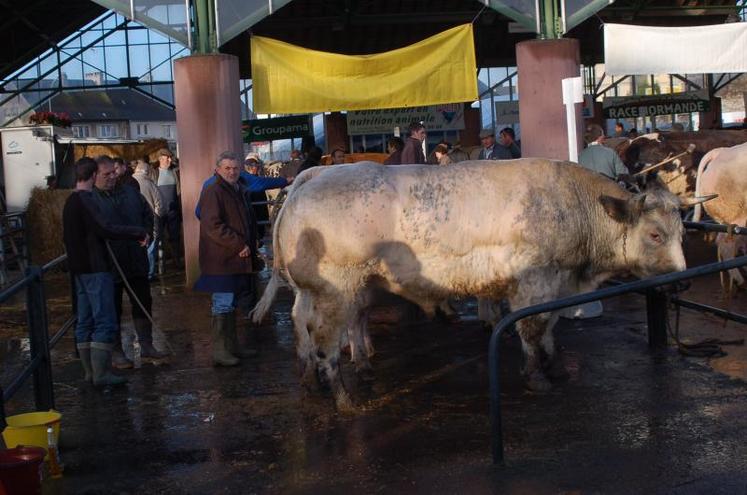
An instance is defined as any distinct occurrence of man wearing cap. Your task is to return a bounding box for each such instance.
[478,129,512,160]
[578,124,628,180]
[150,148,182,267]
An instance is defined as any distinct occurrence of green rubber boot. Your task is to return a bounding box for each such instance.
[91,346,128,387]
[224,312,258,359]
[212,314,239,367]
[77,344,93,383]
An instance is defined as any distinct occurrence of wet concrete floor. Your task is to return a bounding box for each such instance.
[1,233,746,494]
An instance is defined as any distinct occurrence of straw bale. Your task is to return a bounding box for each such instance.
[25,188,71,264]
[72,139,169,164]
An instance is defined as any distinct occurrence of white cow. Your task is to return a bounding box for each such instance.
[253,160,709,411]
[694,142,747,290]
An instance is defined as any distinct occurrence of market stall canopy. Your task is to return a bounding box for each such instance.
[604,22,747,75]
[1,0,738,83]
[251,24,478,114]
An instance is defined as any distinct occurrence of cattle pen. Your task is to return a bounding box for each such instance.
[2,222,747,493]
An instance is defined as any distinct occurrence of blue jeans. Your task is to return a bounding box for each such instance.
[211,292,236,315]
[147,238,157,278]
[75,272,117,345]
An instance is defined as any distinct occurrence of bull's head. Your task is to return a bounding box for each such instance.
[599,190,716,277]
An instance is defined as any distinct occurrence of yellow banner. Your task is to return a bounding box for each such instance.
[251,24,478,114]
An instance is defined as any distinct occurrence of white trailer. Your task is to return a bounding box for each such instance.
[0,125,72,213]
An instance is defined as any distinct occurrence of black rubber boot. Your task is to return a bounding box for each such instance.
[225,313,258,359]
[212,314,239,367]
[133,318,169,360]
[91,346,128,387]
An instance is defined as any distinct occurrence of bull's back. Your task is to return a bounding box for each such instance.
[277,160,617,275]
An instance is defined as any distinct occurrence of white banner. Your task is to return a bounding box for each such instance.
[604,23,747,75]
[494,101,520,124]
[346,104,465,135]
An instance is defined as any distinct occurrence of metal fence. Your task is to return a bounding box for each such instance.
[0,255,73,430]
[0,211,30,286]
[489,250,747,464]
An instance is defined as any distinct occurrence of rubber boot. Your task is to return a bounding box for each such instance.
[91,346,128,387]
[224,313,258,359]
[77,344,93,383]
[133,318,169,360]
[212,314,239,367]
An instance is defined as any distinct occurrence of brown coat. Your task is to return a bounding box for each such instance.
[400,137,425,164]
[198,175,253,275]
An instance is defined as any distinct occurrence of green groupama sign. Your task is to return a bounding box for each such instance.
[242,115,312,143]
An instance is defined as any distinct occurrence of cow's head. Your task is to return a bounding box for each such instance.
[599,189,716,277]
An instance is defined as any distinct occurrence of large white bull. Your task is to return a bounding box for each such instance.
[694,142,747,290]
[253,160,710,411]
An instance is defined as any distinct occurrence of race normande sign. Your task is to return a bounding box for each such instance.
[602,90,710,119]
[242,115,312,143]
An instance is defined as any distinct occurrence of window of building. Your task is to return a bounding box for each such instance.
[136,123,149,136]
[162,124,172,138]
[99,124,118,138]
[72,125,91,138]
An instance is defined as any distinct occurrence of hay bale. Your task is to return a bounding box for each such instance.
[25,188,71,264]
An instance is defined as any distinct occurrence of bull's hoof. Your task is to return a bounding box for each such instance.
[299,363,319,391]
[525,371,552,392]
[355,364,376,382]
[335,392,357,415]
[544,358,570,380]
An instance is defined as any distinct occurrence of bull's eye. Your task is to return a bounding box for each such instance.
[650,232,662,243]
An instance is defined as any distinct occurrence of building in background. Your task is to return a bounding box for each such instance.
[37,87,176,144]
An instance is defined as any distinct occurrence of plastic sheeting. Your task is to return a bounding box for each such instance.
[604,23,747,75]
[251,24,478,114]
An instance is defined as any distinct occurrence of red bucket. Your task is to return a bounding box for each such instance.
[0,446,46,495]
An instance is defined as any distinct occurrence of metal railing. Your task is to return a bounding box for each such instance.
[0,255,73,430]
[0,211,30,286]
[489,254,747,465]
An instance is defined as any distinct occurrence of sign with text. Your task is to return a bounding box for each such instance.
[346,104,465,135]
[494,101,520,124]
[603,90,710,119]
[242,115,312,143]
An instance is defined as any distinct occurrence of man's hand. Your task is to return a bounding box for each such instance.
[286,176,295,185]
[238,245,251,258]
[139,234,150,247]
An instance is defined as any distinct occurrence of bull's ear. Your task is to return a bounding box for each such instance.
[599,194,646,223]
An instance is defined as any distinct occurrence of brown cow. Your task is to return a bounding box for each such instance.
[613,130,747,198]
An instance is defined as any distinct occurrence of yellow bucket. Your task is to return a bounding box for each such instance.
[2,410,61,460]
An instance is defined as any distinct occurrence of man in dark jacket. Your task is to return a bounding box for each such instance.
[478,128,512,160]
[383,136,405,165]
[91,155,168,369]
[400,122,426,164]
[63,157,147,386]
[193,151,257,366]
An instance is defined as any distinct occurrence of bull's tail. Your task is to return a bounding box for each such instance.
[693,149,718,222]
[250,174,313,323]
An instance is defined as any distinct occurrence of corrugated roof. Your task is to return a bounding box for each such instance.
[43,88,175,122]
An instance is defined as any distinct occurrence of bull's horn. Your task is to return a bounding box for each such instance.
[680,193,718,208]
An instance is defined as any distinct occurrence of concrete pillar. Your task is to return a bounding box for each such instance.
[174,54,243,286]
[325,112,349,152]
[516,39,583,160]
